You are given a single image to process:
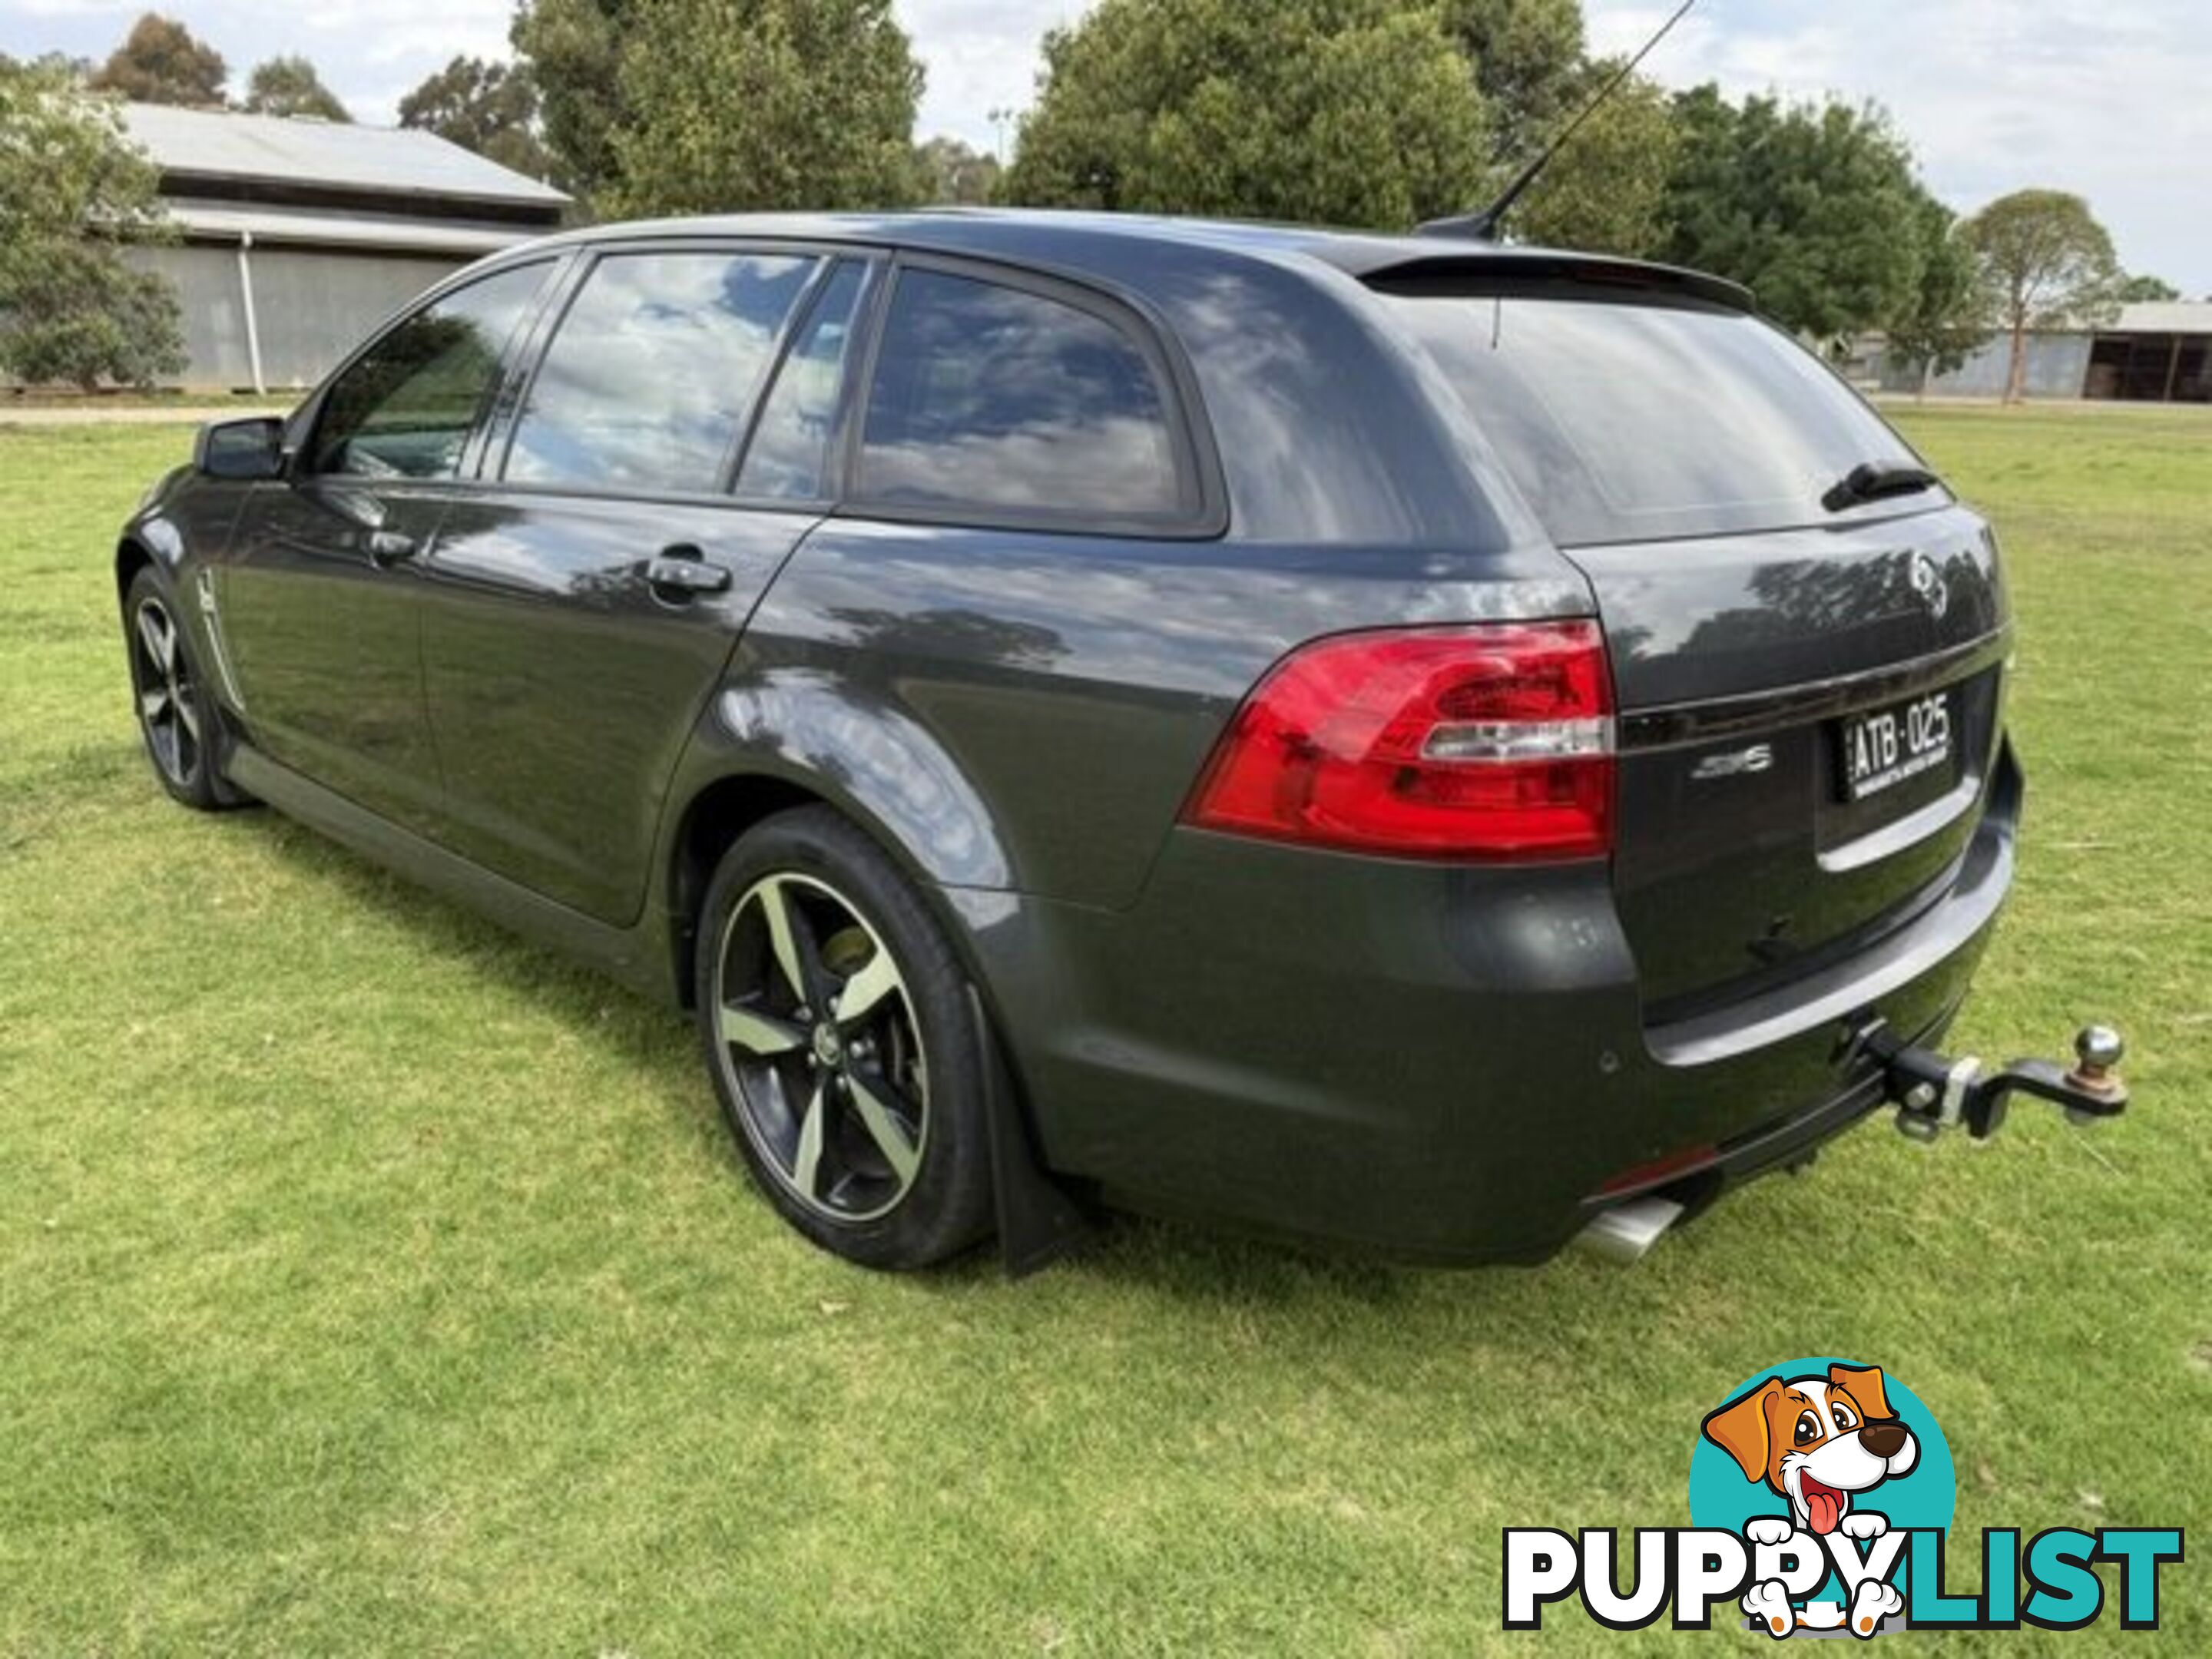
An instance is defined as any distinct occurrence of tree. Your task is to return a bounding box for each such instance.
[916,134,998,205]
[512,0,631,201]
[1504,58,1678,257]
[1439,0,1582,165]
[399,56,551,180]
[87,13,226,107]
[2117,272,2179,303]
[1002,0,1488,232]
[603,0,923,217]
[241,55,349,121]
[1883,195,1992,386]
[1661,87,1929,342]
[1961,189,2121,402]
[0,58,185,387]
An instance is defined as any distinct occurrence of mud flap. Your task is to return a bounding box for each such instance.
[968,985,1095,1277]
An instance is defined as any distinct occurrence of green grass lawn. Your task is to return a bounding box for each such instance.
[2,406,2207,1654]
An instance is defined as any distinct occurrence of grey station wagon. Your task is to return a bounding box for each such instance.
[118,210,2124,1272]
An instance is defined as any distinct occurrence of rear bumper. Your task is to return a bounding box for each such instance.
[954,740,2021,1264]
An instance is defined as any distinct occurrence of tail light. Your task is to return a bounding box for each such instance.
[1183,621,1614,860]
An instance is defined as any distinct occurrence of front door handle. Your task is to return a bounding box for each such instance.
[367,529,418,568]
[645,551,732,598]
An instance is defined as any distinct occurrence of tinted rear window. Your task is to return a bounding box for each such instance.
[1386,296,1936,546]
[856,269,1187,524]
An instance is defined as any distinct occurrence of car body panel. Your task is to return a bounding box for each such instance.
[121,469,255,694]
[219,476,452,835]
[418,489,814,925]
[1568,505,2013,1012]
[746,516,1592,909]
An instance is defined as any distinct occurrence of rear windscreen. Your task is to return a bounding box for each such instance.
[1384,294,1939,547]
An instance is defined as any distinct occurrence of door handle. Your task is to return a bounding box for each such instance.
[644,551,732,598]
[367,529,418,568]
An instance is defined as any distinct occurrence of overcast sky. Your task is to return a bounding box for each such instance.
[5,0,2207,293]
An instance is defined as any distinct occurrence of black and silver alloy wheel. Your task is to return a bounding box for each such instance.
[131,593,201,789]
[714,872,928,1221]
[694,806,993,1268]
[123,566,243,813]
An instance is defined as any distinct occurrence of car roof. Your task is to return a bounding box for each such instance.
[518,208,1755,313]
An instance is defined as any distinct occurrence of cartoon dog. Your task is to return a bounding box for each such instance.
[1702,1363,1919,1638]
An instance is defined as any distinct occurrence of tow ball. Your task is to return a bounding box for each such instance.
[1843,1020,2130,1141]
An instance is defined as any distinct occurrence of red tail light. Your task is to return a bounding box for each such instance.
[1183,621,1615,860]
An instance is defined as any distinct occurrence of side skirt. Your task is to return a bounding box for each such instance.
[224,741,675,1008]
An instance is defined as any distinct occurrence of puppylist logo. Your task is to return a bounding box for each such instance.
[1503,1357,2183,1638]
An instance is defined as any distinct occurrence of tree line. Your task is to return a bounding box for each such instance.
[2,0,2179,394]
[81,12,350,121]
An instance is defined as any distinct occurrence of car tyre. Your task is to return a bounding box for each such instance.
[695,806,994,1269]
[124,567,245,812]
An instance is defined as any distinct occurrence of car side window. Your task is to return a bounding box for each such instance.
[313,262,550,480]
[855,268,1190,524]
[736,260,868,501]
[505,250,818,494]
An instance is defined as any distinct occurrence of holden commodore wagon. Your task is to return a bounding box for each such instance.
[118,210,2047,1270]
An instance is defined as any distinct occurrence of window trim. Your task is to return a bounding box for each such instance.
[836,250,1229,541]
[290,253,568,488]
[725,253,886,512]
[484,237,838,503]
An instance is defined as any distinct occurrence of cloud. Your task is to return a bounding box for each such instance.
[904,0,1086,152]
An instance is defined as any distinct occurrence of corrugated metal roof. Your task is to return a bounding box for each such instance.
[121,103,568,209]
[2112,301,2212,333]
[165,200,539,256]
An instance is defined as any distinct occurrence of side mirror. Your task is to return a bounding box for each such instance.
[194,416,287,481]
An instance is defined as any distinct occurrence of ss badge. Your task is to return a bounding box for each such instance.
[1690,743,1773,782]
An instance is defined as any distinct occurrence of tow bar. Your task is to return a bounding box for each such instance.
[1846,1019,2130,1141]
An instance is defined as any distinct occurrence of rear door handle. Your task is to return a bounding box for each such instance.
[644,550,732,598]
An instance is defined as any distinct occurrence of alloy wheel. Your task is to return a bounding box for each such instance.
[131,595,200,786]
[713,872,929,1222]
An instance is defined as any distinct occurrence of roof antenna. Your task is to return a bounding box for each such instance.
[1418,0,1700,242]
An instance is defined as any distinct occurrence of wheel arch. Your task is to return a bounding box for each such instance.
[662,762,1068,1240]
[666,770,827,997]
[661,762,1011,1017]
[660,671,1018,1001]
[114,535,157,609]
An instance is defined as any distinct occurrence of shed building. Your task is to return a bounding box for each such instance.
[1873,301,2212,402]
[116,104,568,392]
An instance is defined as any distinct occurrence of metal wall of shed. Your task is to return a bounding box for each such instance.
[246,247,460,389]
[119,243,462,391]
[1883,333,2094,399]
[126,244,253,388]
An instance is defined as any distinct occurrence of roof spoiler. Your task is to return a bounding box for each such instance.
[1358,252,1753,315]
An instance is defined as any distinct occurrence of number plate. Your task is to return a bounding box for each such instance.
[1837,690,1953,802]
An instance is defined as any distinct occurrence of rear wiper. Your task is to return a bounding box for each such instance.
[1822,460,1942,513]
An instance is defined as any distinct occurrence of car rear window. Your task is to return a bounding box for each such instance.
[1383,294,1936,546]
[856,268,1190,526]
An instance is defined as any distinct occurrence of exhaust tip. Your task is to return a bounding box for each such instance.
[1575,1196,1685,1265]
